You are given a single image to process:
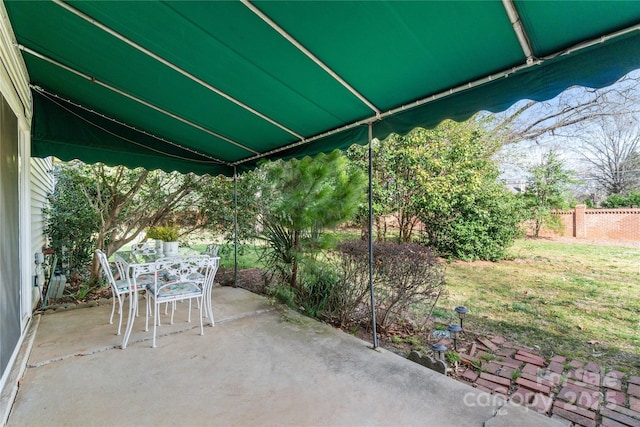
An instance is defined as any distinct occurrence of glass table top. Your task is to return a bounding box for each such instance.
[115,248,200,265]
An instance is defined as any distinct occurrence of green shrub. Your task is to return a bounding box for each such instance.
[44,164,99,276]
[267,284,296,308]
[418,184,525,261]
[601,191,640,208]
[298,260,339,318]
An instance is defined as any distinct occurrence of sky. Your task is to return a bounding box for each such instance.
[495,68,640,188]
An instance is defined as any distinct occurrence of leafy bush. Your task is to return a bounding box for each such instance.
[297,260,340,318]
[419,185,525,261]
[321,246,373,328]
[409,120,526,261]
[43,163,99,276]
[601,191,640,208]
[267,283,297,308]
[332,241,447,332]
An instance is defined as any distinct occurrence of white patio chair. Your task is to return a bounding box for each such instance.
[205,243,219,257]
[152,254,218,324]
[119,260,157,348]
[95,249,137,336]
[183,253,219,322]
[146,256,218,348]
[148,255,202,320]
[114,253,155,317]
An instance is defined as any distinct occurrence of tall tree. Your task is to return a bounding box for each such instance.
[381,133,428,243]
[347,137,422,243]
[521,150,575,237]
[574,113,640,196]
[259,150,365,290]
[196,171,263,243]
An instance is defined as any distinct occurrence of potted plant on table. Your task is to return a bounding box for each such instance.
[146,226,179,255]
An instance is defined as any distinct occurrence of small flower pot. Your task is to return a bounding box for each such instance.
[163,241,179,256]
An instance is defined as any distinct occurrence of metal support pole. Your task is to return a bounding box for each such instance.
[368,123,379,349]
[233,167,238,288]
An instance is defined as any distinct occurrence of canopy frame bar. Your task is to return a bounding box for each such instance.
[233,167,239,288]
[19,44,260,156]
[51,0,305,142]
[33,85,231,166]
[501,0,534,64]
[367,122,378,350]
[233,23,640,167]
[0,4,31,119]
[242,0,381,117]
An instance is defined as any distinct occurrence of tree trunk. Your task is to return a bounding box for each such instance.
[534,219,542,238]
[90,256,101,283]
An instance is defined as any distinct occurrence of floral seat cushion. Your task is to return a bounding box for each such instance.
[148,281,201,299]
[187,272,205,284]
[134,273,156,289]
[161,273,204,284]
[114,279,132,293]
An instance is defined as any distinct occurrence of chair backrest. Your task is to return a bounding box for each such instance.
[132,241,156,254]
[154,255,211,284]
[205,244,219,257]
[95,249,118,289]
[113,253,128,280]
[201,256,220,293]
[128,261,156,290]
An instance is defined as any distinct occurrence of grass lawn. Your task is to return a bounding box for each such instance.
[189,242,264,269]
[437,238,640,373]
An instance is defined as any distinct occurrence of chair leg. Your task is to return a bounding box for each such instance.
[198,297,204,336]
[145,296,150,332]
[201,288,214,326]
[121,291,137,350]
[207,291,215,327]
[134,291,140,317]
[115,294,123,336]
[117,304,123,336]
[110,295,117,325]
[152,300,158,348]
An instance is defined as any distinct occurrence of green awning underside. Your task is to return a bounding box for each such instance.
[5,1,640,176]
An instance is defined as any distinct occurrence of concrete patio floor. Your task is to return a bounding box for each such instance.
[3,286,562,427]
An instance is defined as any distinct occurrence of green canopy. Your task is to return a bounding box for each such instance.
[5,0,640,176]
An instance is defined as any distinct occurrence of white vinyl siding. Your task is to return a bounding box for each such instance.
[30,157,53,306]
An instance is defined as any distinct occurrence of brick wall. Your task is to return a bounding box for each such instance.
[537,205,640,241]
